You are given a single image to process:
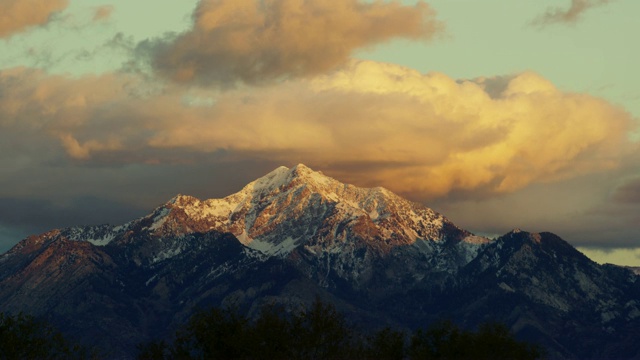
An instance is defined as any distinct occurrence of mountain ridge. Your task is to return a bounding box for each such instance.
[51,164,488,263]
[1,164,639,359]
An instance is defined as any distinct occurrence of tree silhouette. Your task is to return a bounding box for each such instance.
[364,327,406,360]
[170,306,251,359]
[288,299,354,359]
[0,312,91,360]
[138,301,543,360]
[409,319,541,360]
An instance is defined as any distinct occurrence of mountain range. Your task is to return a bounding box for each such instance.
[1,164,639,358]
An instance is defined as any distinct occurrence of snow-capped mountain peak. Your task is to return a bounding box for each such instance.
[54,165,489,272]
[3,167,639,360]
[238,163,341,199]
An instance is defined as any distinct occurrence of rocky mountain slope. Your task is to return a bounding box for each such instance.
[1,164,638,358]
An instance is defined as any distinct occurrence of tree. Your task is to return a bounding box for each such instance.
[364,327,406,360]
[0,312,91,360]
[288,299,354,359]
[470,322,542,360]
[170,306,251,359]
[245,303,292,358]
[137,301,543,360]
[409,320,541,360]
[139,299,360,359]
[136,340,168,360]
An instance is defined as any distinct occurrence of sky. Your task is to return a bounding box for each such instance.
[0,0,638,265]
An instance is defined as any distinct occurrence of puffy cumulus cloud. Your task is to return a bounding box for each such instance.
[143,0,443,84]
[292,62,634,198]
[0,0,68,38]
[532,0,613,27]
[0,61,636,200]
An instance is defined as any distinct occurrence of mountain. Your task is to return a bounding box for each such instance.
[1,164,639,359]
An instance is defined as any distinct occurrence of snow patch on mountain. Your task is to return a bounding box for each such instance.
[152,243,184,264]
[53,164,489,270]
[247,237,298,257]
[149,207,171,231]
[246,165,290,194]
[86,234,117,246]
[62,224,124,246]
[236,231,252,245]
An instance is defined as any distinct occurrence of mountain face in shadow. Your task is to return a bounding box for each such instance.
[1,164,638,359]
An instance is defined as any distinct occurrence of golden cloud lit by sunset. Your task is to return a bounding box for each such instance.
[0,0,68,37]
[0,61,633,200]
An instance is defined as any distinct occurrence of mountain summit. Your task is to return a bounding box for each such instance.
[1,165,639,359]
[63,164,487,268]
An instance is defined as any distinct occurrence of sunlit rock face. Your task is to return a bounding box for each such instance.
[1,165,638,359]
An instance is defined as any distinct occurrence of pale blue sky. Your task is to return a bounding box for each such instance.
[362,0,639,120]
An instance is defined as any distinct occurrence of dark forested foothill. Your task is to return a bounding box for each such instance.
[137,300,542,360]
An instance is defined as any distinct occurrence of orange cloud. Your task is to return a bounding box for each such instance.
[144,0,443,84]
[532,0,613,27]
[0,0,68,38]
[93,5,114,22]
[0,67,141,159]
[0,62,635,200]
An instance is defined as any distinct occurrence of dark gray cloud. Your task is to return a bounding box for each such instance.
[0,158,283,253]
[0,225,29,254]
[0,196,145,231]
[532,0,614,27]
[432,168,640,249]
[612,178,640,203]
[0,196,145,254]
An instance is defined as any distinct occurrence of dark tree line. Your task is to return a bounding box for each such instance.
[138,300,543,360]
[0,312,92,359]
[0,303,542,359]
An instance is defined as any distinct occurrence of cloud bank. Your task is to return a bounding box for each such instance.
[0,0,68,38]
[533,0,613,27]
[142,0,443,84]
[0,61,634,200]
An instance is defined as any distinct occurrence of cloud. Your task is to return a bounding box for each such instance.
[0,158,281,253]
[0,224,30,254]
[612,178,640,203]
[434,169,640,249]
[0,0,68,38]
[0,61,635,202]
[577,247,640,266]
[0,195,149,253]
[93,5,114,22]
[0,196,145,231]
[532,0,613,27]
[140,0,443,85]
